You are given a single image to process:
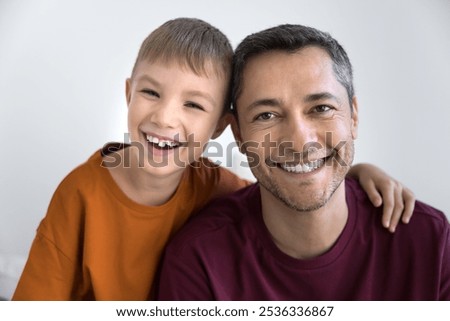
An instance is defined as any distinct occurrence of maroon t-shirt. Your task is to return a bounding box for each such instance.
[157,178,450,300]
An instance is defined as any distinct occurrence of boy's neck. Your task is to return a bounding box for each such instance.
[105,148,185,207]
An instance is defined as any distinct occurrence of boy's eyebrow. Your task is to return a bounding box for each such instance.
[136,75,217,107]
[184,90,217,107]
[136,74,160,86]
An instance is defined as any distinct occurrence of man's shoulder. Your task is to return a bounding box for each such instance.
[411,199,448,232]
[165,183,260,253]
[346,178,448,233]
[197,182,260,216]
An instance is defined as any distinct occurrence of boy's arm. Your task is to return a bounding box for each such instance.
[12,230,78,300]
[348,163,415,233]
[13,179,84,300]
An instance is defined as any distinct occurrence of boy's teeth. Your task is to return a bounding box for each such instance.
[146,135,179,148]
[281,159,324,173]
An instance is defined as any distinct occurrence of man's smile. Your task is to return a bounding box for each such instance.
[279,158,325,174]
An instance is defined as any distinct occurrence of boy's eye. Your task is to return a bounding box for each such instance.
[185,102,205,111]
[255,112,275,121]
[141,89,159,98]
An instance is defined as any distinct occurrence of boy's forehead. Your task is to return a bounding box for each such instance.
[135,56,227,80]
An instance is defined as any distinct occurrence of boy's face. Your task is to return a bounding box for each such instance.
[126,59,228,177]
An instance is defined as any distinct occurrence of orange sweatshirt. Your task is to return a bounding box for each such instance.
[13,143,249,300]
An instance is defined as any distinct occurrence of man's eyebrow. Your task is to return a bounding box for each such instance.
[245,93,342,110]
[246,98,281,111]
[303,92,342,104]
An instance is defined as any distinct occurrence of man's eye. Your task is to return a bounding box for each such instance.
[255,112,275,121]
[185,102,205,111]
[314,105,332,113]
[141,89,159,98]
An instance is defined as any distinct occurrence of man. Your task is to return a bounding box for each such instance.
[157,24,450,300]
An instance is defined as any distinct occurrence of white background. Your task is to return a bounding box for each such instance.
[0,0,449,299]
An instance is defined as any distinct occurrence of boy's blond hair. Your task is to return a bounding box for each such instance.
[131,18,233,111]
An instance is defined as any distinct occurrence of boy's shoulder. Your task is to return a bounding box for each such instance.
[55,143,116,194]
[187,158,251,198]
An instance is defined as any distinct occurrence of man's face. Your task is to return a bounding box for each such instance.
[234,47,358,211]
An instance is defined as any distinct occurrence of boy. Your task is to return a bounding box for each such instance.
[13,18,414,300]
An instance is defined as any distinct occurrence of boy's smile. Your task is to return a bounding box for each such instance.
[144,131,184,158]
[146,133,183,149]
[125,59,228,177]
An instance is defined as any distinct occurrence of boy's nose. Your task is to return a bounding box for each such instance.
[149,101,179,128]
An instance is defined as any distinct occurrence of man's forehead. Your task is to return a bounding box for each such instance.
[245,47,331,69]
[241,48,336,91]
[237,47,350,111]
[242,48,334,89]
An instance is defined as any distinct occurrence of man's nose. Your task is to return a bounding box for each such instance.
[282,116,319,155]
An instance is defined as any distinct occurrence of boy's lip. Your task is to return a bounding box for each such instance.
[141,131,188,147]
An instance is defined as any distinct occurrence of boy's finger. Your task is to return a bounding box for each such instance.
[361,180,383,208]
[401,188,415,224]
[388,184,405,233]
[381,184,395,229]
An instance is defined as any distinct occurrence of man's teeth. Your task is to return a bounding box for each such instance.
[146,135,179,148]
[281,159,324,173]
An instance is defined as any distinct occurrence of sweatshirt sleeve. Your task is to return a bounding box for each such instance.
[12,231,79,300]
[12,172,87,300]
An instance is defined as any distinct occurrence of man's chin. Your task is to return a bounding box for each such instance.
[277,193,330,213]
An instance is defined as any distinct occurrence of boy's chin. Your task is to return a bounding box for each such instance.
[140,162,187,177]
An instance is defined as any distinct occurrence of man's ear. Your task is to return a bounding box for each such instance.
[211,113,233,139]
[351,96,359,140]
[229,114,245,154]
[125,78,132,107]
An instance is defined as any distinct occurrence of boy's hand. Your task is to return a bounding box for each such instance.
[348,163,415,233]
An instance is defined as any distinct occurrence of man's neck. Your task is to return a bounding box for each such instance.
[260,182,348,260]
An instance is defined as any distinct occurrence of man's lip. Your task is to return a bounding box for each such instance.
[278,158,326,174]
[268,150,335,166]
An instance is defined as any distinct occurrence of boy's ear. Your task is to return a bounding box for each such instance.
[211,113,233,139]
[125,78,132,107]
